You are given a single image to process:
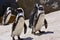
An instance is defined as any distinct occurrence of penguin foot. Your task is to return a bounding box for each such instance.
[18,36,23,40]
[39,30,45,34]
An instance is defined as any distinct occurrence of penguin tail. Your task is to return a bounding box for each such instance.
[24,23,27,34]
[44,19,48,29]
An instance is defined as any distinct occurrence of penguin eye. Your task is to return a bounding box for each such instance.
[17,9,23,13]
[39,7,44,10]
[9,8,12,10]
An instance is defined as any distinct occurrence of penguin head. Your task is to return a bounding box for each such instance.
[15,8,24,22]
[7,7,11,11]
[6,7,12,14]
[16,8,24,17]
[38,5,44,15]
[38,5,44,11]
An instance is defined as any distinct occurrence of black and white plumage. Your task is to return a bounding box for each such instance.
[11,8,27,40]
[29,4,48,34]
[29,3,38,28]
[2,7,12,25]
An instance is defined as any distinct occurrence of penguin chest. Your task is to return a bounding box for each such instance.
[13,17,24,36]
[5,13,11,24]
[35,14,45,31]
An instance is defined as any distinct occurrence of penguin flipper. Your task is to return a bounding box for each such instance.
[24,23,27,34]
[44,19,48,29]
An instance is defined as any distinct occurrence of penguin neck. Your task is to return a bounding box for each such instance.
[15,13,24,21]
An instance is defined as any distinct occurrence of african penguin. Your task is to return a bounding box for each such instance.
[2,7,12,25]
[11,8,27,40]
[31,4,48,34]
[29,3,38,28]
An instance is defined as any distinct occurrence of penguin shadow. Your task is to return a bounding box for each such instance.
[23,37,33,40]
[15,37,33,40]
[34,31,54,36]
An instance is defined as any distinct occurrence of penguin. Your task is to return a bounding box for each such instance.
[11,8,27,40]
[29,3,38,28]
[31,4,48,34]
[2,7,12,25]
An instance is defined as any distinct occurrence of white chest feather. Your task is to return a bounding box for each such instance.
[12,17,24,36]
[36,14,45,30]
